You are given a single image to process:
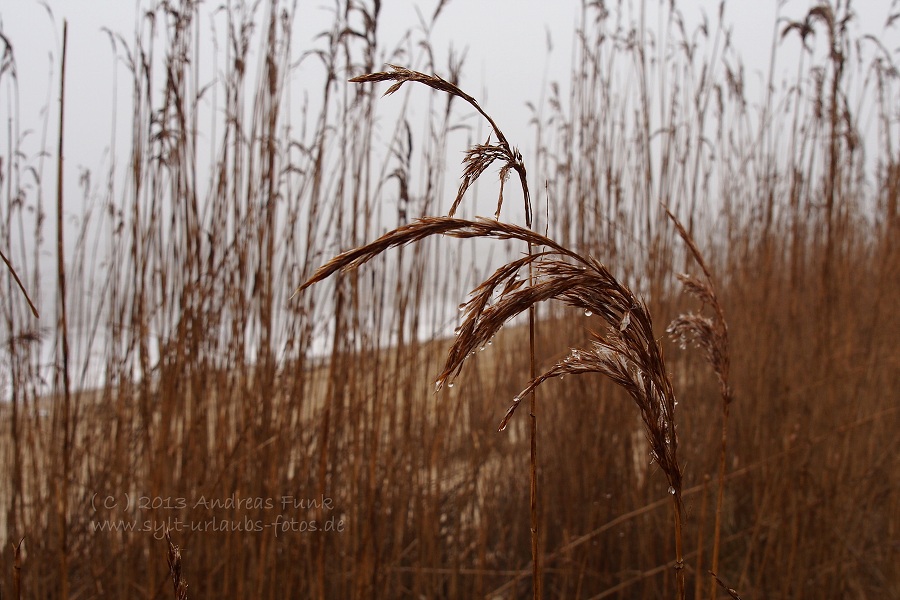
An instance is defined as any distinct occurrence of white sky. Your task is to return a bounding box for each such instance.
[0,0,895,278]
[3,0,893,193]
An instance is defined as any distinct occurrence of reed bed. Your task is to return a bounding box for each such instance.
[0,0,898,598]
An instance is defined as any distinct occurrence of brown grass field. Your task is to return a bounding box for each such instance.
[0,0,898,598]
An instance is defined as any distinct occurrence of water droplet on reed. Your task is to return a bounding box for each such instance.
[584,309,593,317]
[458,303,466,312]
[668,486,676,495]
[448,382,454,389]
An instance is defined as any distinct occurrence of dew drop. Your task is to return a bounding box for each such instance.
[668,486,676,495]
[448,382,454,388]
[458,303,466,312]
[584,309,593,317]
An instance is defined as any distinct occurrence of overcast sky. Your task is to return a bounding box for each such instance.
[3,0,893,187]
[0,0,895,253]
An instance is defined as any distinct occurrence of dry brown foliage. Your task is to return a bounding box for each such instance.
[164,529,188,600]
[297,213,686,595]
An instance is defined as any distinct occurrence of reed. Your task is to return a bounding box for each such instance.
[0,0,897,597]
[348,63,545,596]
[665,206,732,598]
[165,529,189,600]
[298,207,688,596]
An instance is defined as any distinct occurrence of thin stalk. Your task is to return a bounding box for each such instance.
[525,204,541,600]
[673,493,685,600]
[54,20,71,600]
[13,537,24,600]
[709,401,730,599]
[695,476,710,600]
[0,248,39,318]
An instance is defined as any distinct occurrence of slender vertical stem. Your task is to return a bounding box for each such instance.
[13,537,24,600]
[709,402,730,599]
[673,493,685,600]
[528,257,541,599]
[520,168,541,599]
[55,19,71,600]
[695,476,710,600]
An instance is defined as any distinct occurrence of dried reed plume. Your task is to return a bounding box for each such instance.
[665,207,733,600]
[665,208,731,406]
[350,65,530,222]
[165,530,188,600]
[296,215,686,598]
[350,64,542,596]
